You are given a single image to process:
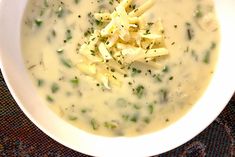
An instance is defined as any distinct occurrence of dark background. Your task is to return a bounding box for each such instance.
[0,71,234,157]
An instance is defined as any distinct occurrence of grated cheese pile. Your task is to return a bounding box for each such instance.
[78,0,168,89]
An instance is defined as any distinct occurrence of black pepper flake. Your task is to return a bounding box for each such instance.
[169,76,174,80]
[112,75,117,79]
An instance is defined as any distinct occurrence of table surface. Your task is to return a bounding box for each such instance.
[0,71,234,157]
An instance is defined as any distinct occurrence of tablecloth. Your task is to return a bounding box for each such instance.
[0,71,234,157]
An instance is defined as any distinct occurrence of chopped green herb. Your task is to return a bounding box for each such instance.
[194,5,203,18]
[35,19,43,27]
[65,29,73,41]
[186,22,194,41]
[191,50,199,61]
[81,109,87,114]
[169,76,174,80]
[104,121,117,129]
[51,30,57,37]
[37,79,44,87]
[159,89,168,103]
[90,119,99,130]
[110,68,115,72]
[148,104,154,114]
[134,85,145,98]
[203,42,216,64]
[68,115,77,121]
[144,29,151,35]
[203,50,211,64]
[95,19,103,26]
[74,0,81,4]
[44,0,49,7]
[109,0,114,5]
[154,74,162,82]
[210,42,216,50]
[147,22,154,26]
[70,77,79,87]
[61,58,72,68]
[143,117,150,124]
[129,4,136,10]
[131,67,142,76]
[162,65,169,73]
[122,114,129,121]
[46,95,54,102]
[51,83,59,93]
[84,27,94,37]
[56,6,64,18]
[130,113,139,123]
[133,104,141,110]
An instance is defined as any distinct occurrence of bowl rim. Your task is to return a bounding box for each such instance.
[0,0,235,156]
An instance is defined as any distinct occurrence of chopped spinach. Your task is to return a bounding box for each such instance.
[61,58,73,68]
[159,89,169,103]
[90,119,99,130]
[37,79,44,87]
[134,85,145,98]
[51,83,60,93]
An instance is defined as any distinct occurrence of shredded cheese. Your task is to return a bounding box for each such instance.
[78,0,169,89]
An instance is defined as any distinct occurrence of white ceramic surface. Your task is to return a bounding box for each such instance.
[0,0,235,156]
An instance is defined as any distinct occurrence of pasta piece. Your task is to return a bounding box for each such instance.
[129,0,155,17]
[106,60,127,74]
[122,47,168,63]
[77,63,97,75]
[115,5,130,41]
[141,39,155,49]
[139,30,163,40]
[128,17,139,23]
[129,24,138,28]
[101,20,116,37]
[116,43,134,49]
[145,48,169,58]
[106,32,119,48]
[108,73,122,87]
[96,73,110,89]
[94,13,111,21]
[98,42,113,60]
[79,45,103,63]
[79,31,103,63]
[121,47,143,63]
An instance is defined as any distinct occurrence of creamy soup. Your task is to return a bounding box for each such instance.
[21,0,220,136]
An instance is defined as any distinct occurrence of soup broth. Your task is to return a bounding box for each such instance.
[22,0,220,136]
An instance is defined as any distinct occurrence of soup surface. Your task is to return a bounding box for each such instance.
[22,0,220,136]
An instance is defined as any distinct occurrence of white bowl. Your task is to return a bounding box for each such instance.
[0,0,234,156]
